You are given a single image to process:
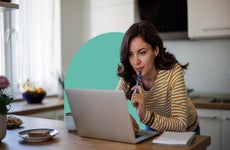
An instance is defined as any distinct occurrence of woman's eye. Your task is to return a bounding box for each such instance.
[140,51,146,55]
[128,52,133,57]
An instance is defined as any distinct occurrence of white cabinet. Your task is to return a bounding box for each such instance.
[221,110,230,150]
[187,0,230,39]
[197,108,221,150]
[27,109,64,121]
[197,108,230,150]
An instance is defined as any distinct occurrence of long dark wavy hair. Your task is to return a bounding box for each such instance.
[117,20,188,99]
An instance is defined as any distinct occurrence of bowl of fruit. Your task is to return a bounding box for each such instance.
[21,80,46,103]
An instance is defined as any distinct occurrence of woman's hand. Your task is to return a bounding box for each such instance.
[130,114,139,132]
[131,85,146,120]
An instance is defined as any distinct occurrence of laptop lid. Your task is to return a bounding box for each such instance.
[65,88,158,144]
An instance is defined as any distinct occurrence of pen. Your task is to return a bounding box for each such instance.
[133,71,141,94]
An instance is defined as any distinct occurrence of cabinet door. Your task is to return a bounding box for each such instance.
[27,109,64,120]
[221,110,230,150]
[28,111,57,120]
[197,108,221,150]
[187,0,230,39]
[56,109,64,120]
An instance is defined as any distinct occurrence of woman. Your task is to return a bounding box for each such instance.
[117,21,200,134]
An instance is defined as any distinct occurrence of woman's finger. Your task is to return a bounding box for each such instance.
[131,94,139,108]
[131,85,141,94]
[130,115,140,132]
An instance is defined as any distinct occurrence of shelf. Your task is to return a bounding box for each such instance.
[0,1,19,9]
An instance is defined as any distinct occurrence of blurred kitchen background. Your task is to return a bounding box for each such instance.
[61,0,230,97]
[1,0,230,98]
[1,1,230,150]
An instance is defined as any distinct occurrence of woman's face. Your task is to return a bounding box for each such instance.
[128,36,158,77]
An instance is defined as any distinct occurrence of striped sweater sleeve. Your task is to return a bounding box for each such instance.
[141,64,189,132]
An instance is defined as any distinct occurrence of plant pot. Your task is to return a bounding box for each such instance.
[0,115,7,142]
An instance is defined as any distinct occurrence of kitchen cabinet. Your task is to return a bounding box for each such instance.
[26,109,64,121]
[197,108,221,150]
[221,110,230,150]
[187,0,230,39]
[9,97,64,121]
[197,108,230,150]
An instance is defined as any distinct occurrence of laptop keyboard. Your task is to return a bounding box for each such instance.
[135,134,142,138]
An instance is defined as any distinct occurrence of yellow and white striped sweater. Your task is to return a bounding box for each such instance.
[117,63,198,132]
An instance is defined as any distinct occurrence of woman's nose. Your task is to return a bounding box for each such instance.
[134,55,140,65]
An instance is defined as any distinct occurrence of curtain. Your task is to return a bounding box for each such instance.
[11,0,61,96]
[0,8,5,75]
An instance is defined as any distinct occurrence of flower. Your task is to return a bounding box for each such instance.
[0,75,9,90]
[0,75,14,115]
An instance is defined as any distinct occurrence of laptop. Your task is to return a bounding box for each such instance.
[65,88,159,144]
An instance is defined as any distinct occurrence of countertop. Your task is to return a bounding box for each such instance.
[9,97,64,115]
[1,115,211,150]
[8,95,230,115]
[191,96,230,110]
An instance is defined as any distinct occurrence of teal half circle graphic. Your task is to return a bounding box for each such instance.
[64,32,145,129]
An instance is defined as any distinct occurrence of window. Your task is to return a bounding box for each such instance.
[1,0,61,98]
[0,7,5,75]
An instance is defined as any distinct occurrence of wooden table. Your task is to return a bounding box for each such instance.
[0,116,210,150]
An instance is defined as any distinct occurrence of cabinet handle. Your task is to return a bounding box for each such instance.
[198,116,218,120]
[225,118,230,121]
[202,27,230,32]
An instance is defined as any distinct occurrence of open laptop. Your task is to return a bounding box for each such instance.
[65,88,159,144]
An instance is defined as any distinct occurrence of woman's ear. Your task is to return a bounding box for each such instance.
[154,47,159,57]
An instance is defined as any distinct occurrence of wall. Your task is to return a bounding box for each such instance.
[60,0,91,73]
[61,0,134,73]
[164,38,230,96]
[61,0,230,97]
[90,0,134,38]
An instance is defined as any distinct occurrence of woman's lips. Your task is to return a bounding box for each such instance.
[135,68,143,72]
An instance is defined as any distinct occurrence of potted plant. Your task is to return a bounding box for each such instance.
[0,75,14,142]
